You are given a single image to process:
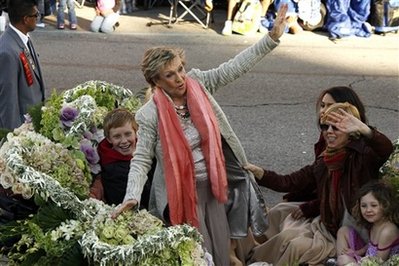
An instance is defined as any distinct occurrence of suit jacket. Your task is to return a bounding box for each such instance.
[124,34,280,238]
[0,26,45,130]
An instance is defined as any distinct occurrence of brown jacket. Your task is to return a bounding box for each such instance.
[257,129,393,236]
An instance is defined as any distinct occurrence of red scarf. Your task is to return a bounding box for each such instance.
[98,138,132,165]
[322,147,347,233]
[153,77,228,228]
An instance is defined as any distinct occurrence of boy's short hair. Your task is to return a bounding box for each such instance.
[103,108,138,138]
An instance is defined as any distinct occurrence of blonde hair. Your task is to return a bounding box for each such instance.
[103,108,138,138]
[141,47,186,87]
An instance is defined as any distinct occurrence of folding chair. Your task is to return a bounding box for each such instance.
[168,0,212,28]
[74,0,85,8]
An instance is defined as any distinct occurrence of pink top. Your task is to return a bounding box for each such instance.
[349,227,399,262]
[365,236,399,257]
[96,0,115,12]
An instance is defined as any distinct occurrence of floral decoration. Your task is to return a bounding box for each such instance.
[0,81,208,265]
[380,137,399,199]
[39,80,142,175]
[354,255,399,265]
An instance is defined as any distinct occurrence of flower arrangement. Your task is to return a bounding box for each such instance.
[380,137,399,199]
[354,255,399,265]
[38,80,142,175]
[0,81,208,265]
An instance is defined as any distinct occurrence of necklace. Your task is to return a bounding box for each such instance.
[174,104,187,110]
[176,111,190,119]
[175,104,190,119]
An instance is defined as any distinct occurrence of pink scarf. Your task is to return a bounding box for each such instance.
[153,77,228,228]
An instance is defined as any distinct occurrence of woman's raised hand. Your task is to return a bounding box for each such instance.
[111,199,138,219]
[269,4,288,41]
[327,108,372,138]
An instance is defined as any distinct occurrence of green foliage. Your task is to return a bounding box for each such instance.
[69,85,117,110]
[28,102,43,133]
[2,202,84,265]
[32,201,72,231]
[39,91,63,139]
[380,138,399,199]
[0,127,11,142]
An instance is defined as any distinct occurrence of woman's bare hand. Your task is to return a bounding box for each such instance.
[111,199,138,219]
[269,4,288,41]
[327,108,372,138]
[244,163,265,180]
[291,206,304,220]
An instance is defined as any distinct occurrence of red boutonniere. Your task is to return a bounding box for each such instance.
[19,52,33,86]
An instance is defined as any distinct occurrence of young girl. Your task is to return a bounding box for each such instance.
[336,181,399,265]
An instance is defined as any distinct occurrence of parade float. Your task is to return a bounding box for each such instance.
[0,81,208,265]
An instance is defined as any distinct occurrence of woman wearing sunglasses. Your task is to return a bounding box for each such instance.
[244,102,393,265]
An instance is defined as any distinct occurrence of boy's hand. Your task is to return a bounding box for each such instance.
[111,199,138,219]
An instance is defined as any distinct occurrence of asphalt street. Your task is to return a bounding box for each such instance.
[13,4,399,206]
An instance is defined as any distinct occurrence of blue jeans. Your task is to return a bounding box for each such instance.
[90,13,119,33]
[57,0,77,26]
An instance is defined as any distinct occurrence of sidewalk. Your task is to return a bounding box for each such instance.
[39,3,399,41]
[42,3,228,35]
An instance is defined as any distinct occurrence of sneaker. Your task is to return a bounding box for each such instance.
[222,20,232,36]
[57,24,65,30]
[259,17,269,34]
[70,24,77,30]
[36,22,45,28]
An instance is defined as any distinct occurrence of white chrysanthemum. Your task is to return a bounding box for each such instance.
[11,182,25,195]
[21,184,34,199]
[0,168,15,189]
[0,157,7,174]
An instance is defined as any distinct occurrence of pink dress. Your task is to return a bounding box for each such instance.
[348,227,399,262]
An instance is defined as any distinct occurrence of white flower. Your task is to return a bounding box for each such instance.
[0,157,6,173]
[21,184,34,199]
[51,229,62,241]
[11,182,25,195]
[0,169,15,189]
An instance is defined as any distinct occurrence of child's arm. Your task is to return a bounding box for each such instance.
[375,223,399,261]
[354,245,367,256]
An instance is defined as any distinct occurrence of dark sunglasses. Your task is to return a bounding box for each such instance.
[319,124,338,131]
[27,11,40,18]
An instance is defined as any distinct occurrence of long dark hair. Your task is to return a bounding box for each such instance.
[316,86,367,123]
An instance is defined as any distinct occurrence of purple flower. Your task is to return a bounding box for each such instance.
[60,106,79,128]
[80,139,100,165]
[83,131,93,140]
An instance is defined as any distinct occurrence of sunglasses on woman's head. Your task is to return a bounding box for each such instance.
[319,124,338,131]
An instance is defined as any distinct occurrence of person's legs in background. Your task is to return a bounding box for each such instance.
[36,0,46,28]
[259,0,273,33]
[221,0,240,35]
[90,15,105,32]
[57,0,66,29]
[50,0,56,15]
[66,0,78,30]
[99,12,120,33]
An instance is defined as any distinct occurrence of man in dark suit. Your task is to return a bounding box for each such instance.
[0,0,46,130]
